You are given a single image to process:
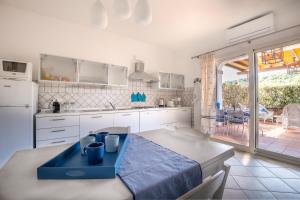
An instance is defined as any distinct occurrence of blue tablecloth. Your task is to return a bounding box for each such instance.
[117,134,202,200]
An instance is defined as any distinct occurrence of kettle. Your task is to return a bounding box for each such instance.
[158,98,165,107]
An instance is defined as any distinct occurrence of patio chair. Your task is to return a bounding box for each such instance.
[259,104,274,123]
[226,110,248,138]
[215,109,227,135]
[282,103,300,129]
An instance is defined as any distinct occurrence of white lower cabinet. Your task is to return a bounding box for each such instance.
[175,108,192,128]
[114,112,140,133]
[35,115,80,148]
[35,107,192,147]
[140,111,161,132]
[80,113,114,138]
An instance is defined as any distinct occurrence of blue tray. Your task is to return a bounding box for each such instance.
[37,134,128,179]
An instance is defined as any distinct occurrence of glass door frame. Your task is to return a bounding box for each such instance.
[253,39,300,164]
[211,51,256,153]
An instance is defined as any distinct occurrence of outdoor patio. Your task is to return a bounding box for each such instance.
[212,121,300,159]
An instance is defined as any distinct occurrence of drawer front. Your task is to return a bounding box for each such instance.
[36,126,79,141]
[80,113,114,138]
[36,115,79,129]
[114,112,139,133]
[36,137,78,148]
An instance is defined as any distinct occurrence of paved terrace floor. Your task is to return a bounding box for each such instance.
[212,121,300,159]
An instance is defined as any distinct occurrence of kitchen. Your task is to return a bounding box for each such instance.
[1,1,300,200]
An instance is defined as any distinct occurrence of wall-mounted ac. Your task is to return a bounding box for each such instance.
[226,13,275,44]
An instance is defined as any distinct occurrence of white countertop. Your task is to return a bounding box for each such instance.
[0,128,233,200]
[36,106,192,117]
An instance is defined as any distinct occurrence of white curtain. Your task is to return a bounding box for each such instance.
[199,53,217,134]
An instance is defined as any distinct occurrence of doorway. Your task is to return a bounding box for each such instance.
[212,55,251,147]
[255,42,300,159]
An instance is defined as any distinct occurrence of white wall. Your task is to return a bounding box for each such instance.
[0,4,195,87]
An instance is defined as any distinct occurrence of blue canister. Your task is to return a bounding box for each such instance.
[84,142,105,165]
[95,132,109,143]
[141,93,146,102]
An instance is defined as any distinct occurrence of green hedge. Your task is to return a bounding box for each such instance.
[222,83,300,109]
[259,85,300,108]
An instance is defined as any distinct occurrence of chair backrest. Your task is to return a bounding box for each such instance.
[178,169,226,200]
[94,127,130,134]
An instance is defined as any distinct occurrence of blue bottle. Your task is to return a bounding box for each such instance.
[141,93,146,102]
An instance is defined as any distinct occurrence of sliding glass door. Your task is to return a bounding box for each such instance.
[255,42,300,159]
[212,55,251,147]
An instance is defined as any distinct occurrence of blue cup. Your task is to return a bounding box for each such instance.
[84,142,105,165]
[95,132,109,143]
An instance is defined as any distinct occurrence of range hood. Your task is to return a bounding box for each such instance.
[128,61,158,82]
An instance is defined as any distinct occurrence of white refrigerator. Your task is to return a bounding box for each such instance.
[0,79,38,168]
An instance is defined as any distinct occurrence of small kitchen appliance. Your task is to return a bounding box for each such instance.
[158,98,165,107]
[0,59,32,81]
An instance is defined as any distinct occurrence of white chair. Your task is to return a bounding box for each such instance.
[259,104,274,123]
[94,126,130,134]
[282,104,300,129]
[178,165,230,200]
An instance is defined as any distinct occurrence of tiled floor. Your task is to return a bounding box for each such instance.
[223,151,300,199]
[212,121,300,158]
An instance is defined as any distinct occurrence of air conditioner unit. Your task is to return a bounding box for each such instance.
[226,13,275,44]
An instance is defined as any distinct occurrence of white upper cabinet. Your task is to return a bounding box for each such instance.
[108,65,127,86]
[39,54,128,86]
[170,74,184,90]
[156,72,184,90]
[40,54,77,83]
[78,60,108,84]
[159,72,171,89]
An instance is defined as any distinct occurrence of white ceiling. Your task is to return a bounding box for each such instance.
[2,0,300,55]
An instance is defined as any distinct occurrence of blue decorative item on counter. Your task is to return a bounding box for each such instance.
[141,93,146,102]
[131,92,137,102]
[136,92,142,102]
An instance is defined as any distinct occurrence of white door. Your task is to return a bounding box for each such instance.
[80,113,114,138]
[0,107,32,168]
[114,112,139,133]
[140,110,160,132]
[0,79,32,106]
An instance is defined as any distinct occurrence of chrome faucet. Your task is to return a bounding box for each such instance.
[108,101,116,110]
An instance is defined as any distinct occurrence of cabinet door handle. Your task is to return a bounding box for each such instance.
[122,114,131,116]
[51,129,65,133]
[91,116,102,119]
[3,85,11,87]
[51,140,66,144]
[51,118,65,121]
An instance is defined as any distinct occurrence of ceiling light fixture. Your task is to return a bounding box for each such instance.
[90,0,108,30]
[134,0,152,25]
[90,0,152,30]
[113,0,131,20]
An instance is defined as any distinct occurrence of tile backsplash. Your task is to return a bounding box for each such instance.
[38,81,193,110]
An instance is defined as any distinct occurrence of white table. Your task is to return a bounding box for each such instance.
[0,128,234,200]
